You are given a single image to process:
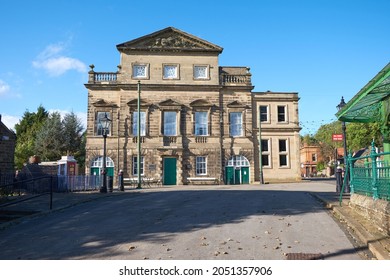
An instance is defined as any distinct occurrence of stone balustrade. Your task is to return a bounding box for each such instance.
[220,74,251,85]
[88,71,118,83]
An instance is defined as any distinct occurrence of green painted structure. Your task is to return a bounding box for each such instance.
[336,62,390,153]
[336,62,390,200]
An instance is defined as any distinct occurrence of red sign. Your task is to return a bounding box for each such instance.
[332,134,343,141]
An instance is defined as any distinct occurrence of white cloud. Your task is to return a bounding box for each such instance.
[1,114,20,131]
[32,43,87,76]
[0,80,10,96]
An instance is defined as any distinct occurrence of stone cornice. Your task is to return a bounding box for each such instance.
[86,83,223,92]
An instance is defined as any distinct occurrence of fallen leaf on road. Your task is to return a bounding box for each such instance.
[128,245,136,251]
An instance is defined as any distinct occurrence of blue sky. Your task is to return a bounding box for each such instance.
[0,0,389,135]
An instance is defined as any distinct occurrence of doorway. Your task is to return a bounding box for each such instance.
[163,157,177,185]
[225,155,250,184]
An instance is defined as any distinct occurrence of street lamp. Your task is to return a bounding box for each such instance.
[136,81,142,189]
[99,112,112,193]
[258,113,264,184]
[337,96,349,193]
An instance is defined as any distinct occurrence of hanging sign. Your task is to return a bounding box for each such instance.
[332,134,343,141]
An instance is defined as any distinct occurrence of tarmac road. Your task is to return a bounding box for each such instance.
[0,182,362,260]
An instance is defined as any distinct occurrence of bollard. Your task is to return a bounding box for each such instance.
[336,166,343,193]
[118,170,124,191]
[107,176,113,192]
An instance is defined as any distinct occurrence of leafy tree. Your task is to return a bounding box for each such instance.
[346,122,382,151]
[301,134,318,146]
[313,121,343,163]
[34,112,64,161]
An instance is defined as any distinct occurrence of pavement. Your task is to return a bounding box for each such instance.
[0,181,389,260]
[311,190,390,260]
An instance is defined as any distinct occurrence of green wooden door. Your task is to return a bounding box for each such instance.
[225,166,234,184]
[163,158,177,185]
[107,167,114,177]
[234,167,241,184]
[91,167,100,175]
[241,167,249,184]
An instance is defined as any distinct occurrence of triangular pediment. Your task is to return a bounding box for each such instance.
[158,99,183,107]
[190,99,213,107]
[227,100,249,108]
[117,27,223,53]
[92,99,118,108]
[127,98,151,108]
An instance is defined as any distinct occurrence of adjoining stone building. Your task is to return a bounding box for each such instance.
[85,27,301,185]
[0,114,16,176]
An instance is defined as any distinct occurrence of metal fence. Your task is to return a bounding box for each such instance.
[57,175,102,192]
[0,175,102,195]
[347,142,390,201]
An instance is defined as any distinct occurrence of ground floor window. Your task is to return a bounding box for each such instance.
[196,156,207,175]
[261,139,271,167]
[278,139,289,167]
[132,156,144,176]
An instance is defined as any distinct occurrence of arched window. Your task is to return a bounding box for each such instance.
[227,155,250,167]
[91,156,114,168]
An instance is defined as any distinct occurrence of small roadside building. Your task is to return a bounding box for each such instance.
[0,114,16,176]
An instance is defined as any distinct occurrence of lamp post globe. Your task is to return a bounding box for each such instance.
[99,112,112,193]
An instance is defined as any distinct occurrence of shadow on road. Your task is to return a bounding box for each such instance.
[0,187,362,260]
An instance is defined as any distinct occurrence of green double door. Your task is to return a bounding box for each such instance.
[163,158,177,185]
[225,166,249,184]
[91,167,114,176]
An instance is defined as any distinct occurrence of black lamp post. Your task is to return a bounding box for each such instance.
[337,96,349,193]
[99,112,112,193]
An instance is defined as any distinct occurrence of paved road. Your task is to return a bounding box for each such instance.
[0,182,362,260]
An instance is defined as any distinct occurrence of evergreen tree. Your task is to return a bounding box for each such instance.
[14,105,49,168]
[34,112,64,161]
[62,112,84,156]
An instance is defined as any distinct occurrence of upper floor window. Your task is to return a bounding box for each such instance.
[163,111,177,136]
[95,112,111,136]
[132,112,146,136]
[163,64,179,79]
[277,106,287,122]
[260,105,268,122]
[196,156,207,175]
[229,112,243,137]
[195,111,208,136]
[132,64,149,79]
[194,65,209,79]
[312,153,317,162]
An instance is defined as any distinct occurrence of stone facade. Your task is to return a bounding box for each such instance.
[0,114,16,175]
[85,27,301,185]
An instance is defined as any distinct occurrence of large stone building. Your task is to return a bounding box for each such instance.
[85,27,301,185]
